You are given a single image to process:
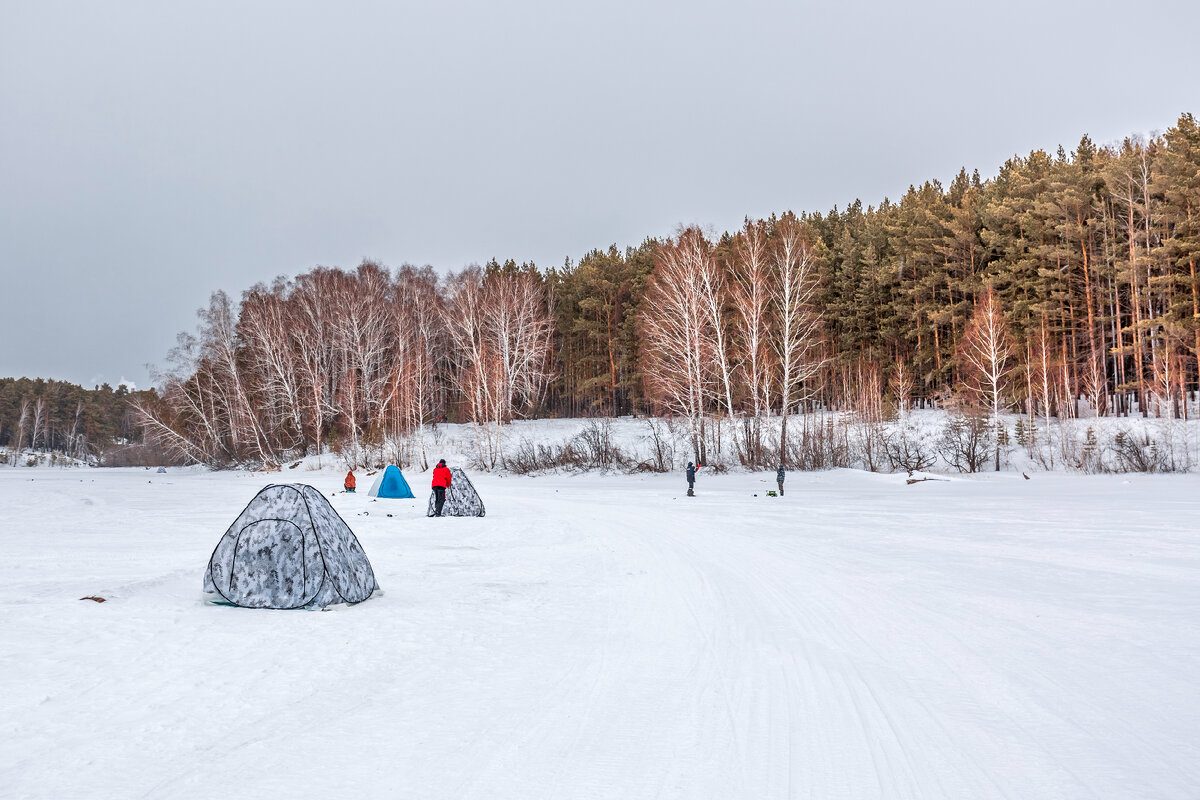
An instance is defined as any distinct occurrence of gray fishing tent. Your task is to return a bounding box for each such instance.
[203,483,380,609]
[427,467,486,517]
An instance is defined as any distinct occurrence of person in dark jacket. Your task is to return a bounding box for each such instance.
[344,470,356,493]
[431,459,452,516]
[686,462,697,496]
[776,464,786,496]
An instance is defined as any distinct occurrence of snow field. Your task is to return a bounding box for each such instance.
[1,466,1198,799]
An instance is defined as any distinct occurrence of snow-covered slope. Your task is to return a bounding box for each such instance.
[2,467,1197,798]
[344,410,1200,476]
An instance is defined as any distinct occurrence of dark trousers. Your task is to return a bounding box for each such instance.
[434,486,446,516]
[777,482,784,496]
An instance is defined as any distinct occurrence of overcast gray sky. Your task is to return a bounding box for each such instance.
[2,0,1197,389]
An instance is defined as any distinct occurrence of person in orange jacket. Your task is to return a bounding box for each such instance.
[431,459,452,516]
[344,470,356,493]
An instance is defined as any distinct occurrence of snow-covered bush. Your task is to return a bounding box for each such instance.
[1110,430,1166,473]
[884,427,937,474]
[730,415,783,469]
[504,437,544,475]
[638,418,678,473]
[1070,425,1105,474]
[503,422,632,474]
[847,419,888,472]
[937,414,993,473]
[573,419,630,471]
[787,415,852,470]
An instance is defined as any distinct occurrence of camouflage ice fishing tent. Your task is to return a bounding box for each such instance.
[426,467,486,517]
[203,483,380,609]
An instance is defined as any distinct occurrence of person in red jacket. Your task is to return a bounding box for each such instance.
[431,459,452,516]
[344,470,356,493]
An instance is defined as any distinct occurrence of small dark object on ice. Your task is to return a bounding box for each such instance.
[1023,472,1030,480]
[386,513,393,518]
[906,476,949,485]
[80,596,106,603]
[289,461,301,469]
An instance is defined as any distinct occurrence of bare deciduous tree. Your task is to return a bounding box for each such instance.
[239,281,306,454]
[959,287,1013,470]
[729,220,774,464]
[30,397,46,450]
[771,218,824,463]
[441,266,554,469]
[889,358,914,423]
[641,228,714,463]
[15,399,30,454]
[694,231,738,442]
[1030,313,1058,468]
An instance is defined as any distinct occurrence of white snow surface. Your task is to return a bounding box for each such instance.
[2,465,1198,799]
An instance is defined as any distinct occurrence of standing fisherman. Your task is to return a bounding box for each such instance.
[686,462,697,497]
[776,464,786,496]
[431,459,452,516]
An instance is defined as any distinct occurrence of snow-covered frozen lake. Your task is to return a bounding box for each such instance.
[2,465,1198,799]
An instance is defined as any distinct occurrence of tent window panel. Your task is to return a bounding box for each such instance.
[229,519,309,608]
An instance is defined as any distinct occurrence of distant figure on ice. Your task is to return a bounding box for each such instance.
[776,464,786,496]
[686,461,697,496]
[344,470,356,493]
[431,459,452,516]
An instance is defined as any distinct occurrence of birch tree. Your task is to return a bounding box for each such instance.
[959,287,1013,470]
[400,266,445,469]
[30,398,46,450]
[730,221,775,463]
[694,230,737,440]
[291,269,343,453]
[15,399,29,454]
[771,218,824,463]
[641,228,715,463]
[441,267,494,464]
[239,281,306,453]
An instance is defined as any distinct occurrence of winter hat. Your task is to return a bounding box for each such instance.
[438,459,446,466]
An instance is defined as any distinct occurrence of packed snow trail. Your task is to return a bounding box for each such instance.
[1,467,1198,799]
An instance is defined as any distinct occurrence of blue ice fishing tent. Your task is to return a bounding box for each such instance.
[367,465,415,499]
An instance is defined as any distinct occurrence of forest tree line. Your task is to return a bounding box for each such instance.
[136,113,1199,468]
[137,262,554,469]
[0,378,156,463]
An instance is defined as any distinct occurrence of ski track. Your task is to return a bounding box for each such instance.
[1,468,1198,799]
